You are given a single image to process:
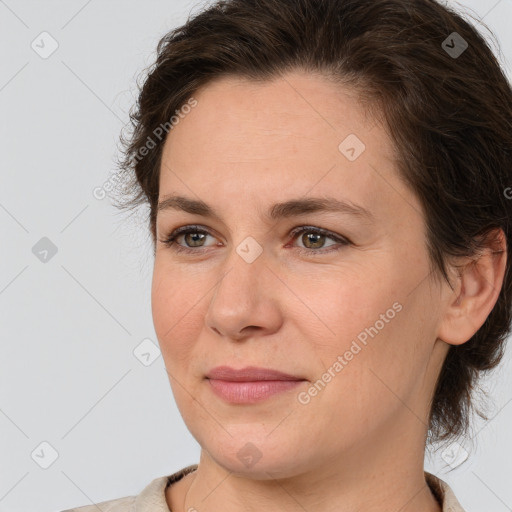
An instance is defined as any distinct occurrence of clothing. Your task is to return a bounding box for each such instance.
[60,465,465,511]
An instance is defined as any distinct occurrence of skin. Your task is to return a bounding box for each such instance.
[150,70,507,512]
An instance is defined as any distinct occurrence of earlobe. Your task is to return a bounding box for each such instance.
[437,228,507,346]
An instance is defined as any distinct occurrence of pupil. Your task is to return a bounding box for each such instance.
[186,232,205,247]
[183,232,326,249]
[304,233,324,248]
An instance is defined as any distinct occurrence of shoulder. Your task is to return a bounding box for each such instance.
[425,471,466,512]
[59,465,198,512]
[59,494,135,512]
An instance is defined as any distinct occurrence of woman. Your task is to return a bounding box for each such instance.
[64,0,512,510]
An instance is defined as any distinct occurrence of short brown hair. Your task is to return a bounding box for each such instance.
[114,0,512,444]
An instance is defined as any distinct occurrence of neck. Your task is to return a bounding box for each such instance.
[176,420,442,512]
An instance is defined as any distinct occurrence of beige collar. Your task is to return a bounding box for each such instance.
[135,465,466,512]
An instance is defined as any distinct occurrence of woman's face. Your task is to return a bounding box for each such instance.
[151,71,450,478]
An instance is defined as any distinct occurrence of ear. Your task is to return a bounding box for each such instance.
[437,228,507,346]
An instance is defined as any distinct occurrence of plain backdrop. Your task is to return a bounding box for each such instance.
[0,1,511,511]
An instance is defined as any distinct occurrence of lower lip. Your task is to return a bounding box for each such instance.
[207,379,304,403]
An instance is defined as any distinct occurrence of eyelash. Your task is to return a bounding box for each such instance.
[159,224,351,256]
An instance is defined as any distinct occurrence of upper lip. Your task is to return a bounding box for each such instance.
[206,366,304,381]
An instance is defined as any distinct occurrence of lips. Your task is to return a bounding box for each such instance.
[205,366,306,404]
[206,365,304,382]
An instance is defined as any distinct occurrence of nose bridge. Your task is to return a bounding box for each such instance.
[211,241,267,309]
[204,240,281,337]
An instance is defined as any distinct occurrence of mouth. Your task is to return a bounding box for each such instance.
[205,365,307,403]
[206,365,304,381]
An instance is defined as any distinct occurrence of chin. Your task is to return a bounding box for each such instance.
[197,430,314,479]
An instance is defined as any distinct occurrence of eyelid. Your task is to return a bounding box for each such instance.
[159,224,351,254]
[288,225,349,245]
[160,223,220,240]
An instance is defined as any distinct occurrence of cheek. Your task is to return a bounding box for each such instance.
[151,262,203,365]
[316,284,435,427]
[290,267,397,350]
[297,269,422,391]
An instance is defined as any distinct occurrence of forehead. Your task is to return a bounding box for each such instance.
[165,71,376,159]
[159,71,421,226]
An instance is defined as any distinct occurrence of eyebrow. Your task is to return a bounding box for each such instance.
[157,194,375,223]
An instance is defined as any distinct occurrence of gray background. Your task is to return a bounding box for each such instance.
[0,1,511,511]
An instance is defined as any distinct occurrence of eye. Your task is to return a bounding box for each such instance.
[159,225,219,253]
[287,226,350,255]
[159,225,351,255]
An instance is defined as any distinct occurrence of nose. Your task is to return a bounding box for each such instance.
[204,249,284,341]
